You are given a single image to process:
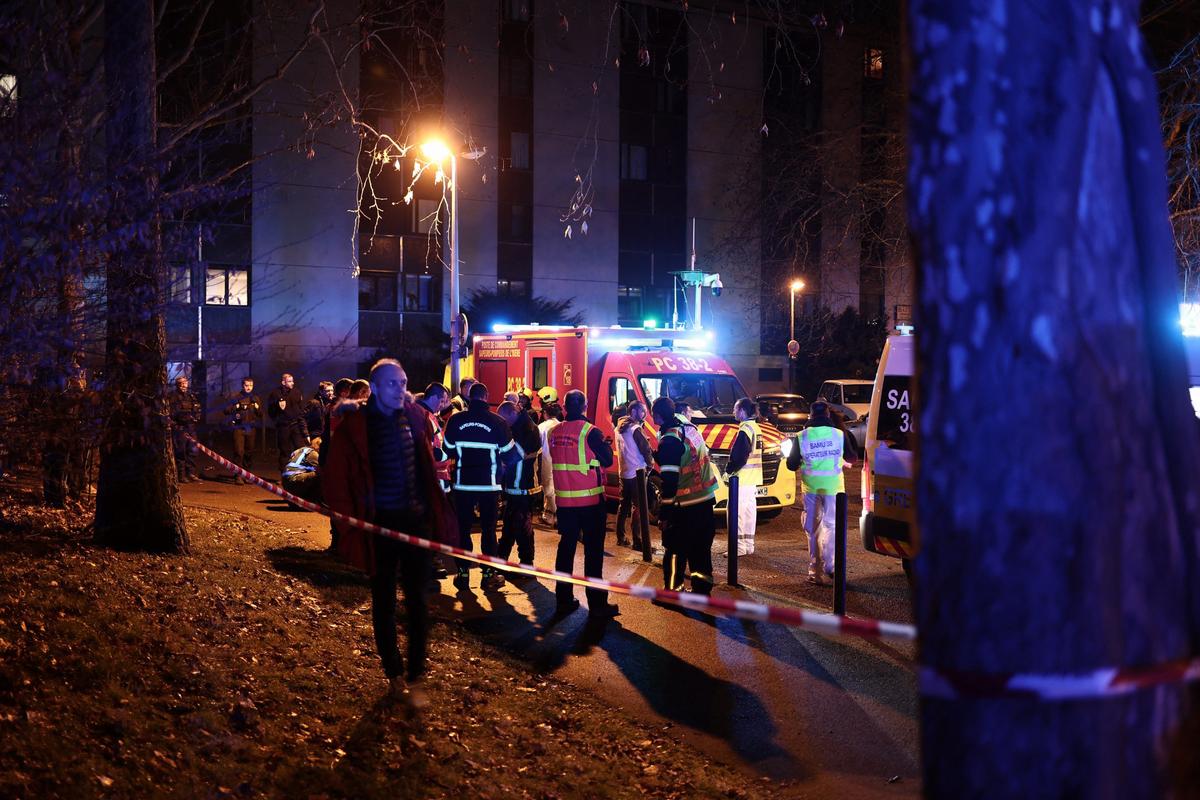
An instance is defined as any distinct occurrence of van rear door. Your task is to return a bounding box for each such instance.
[861,335,917,558]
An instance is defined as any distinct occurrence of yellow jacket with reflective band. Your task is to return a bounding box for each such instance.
[799,426,845,494]
[660,428,719,506]
[734,420,763,487]
[549,419,604,507]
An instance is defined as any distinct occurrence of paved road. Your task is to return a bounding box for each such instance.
[184,460,920,798]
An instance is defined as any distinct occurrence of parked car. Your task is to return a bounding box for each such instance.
[844,411,868,456]
[816,379,874,421]
[755,393,809,435]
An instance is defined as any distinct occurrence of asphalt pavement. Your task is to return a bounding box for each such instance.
[183,458,920,798]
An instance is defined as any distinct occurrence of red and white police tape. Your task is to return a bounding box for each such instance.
[920,656,1200,701]
[188,437,1200,700]
[186,436,916,643]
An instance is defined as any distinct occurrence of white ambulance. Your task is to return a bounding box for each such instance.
[859,333,916,561]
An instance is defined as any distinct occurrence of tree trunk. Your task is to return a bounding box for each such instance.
[95,0,187,552]
[907,0,1200,795]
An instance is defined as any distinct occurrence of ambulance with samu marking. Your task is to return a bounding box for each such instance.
[463,325,797,518]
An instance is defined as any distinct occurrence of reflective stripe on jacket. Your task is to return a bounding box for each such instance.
[660,428,719,507]
[504,438,543,495]
[799,426,845,494]
[549,419,604,506]
[734,420,763,486]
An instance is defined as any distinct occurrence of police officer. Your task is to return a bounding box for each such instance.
[169,375,202,483]
[267,373,309,473]
[725,397,763,556]
[786,400,851,584]
[496,400,541,568]
[652,396,719,594]
[443,382,514,591]
[223,377,262,484]
[548,389,618,619]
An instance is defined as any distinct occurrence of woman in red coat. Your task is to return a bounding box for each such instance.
[322,359,453,706]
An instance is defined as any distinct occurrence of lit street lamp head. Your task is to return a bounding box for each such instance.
[790,279,805,293]
[420,139,452,164]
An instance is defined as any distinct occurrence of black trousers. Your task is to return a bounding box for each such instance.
[232,428,255,472]
[615,476,641,544]
[370,510,433,682]
[453,490,499,574]
[554,503,608,607]
[172,426,197,478]
[498,493,536,564]
[275,422,307,471]
[661,498,716,594]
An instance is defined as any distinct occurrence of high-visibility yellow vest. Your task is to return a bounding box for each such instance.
[799,426,845,495]
[735,419,763,487]
[660,428,719,506]
[549,420,604,506]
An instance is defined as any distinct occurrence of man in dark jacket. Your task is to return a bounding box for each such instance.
[267,373,308,473]
[322,358,448,709]
[442,382,514,591]
[305,381,334,442]
[169,375,202,483]
[496,400,542,568]
[223,377,262,484]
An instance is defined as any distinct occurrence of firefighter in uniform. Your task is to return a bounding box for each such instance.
[418,383,454,579]
[786,400,850,584]
[169,375,203,483]
[443,382,514,591]
[548,389,618,619]
[725,397,763,556]
[652,396,719,594]
[496,400,541,567]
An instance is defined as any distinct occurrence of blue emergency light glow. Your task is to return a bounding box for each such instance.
[492,321,508,332]
[643,319,658,329]
[1181,303,1200,338]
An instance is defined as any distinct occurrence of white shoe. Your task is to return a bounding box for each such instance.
[806,572,824,585]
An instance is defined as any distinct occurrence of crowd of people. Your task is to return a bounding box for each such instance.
[166,361,853,708]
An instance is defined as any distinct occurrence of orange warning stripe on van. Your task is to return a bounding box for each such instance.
[873,536,914,559]
[694,422,786,453]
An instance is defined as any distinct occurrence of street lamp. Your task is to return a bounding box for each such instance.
[789,279,805,342]
[421,138,462,388]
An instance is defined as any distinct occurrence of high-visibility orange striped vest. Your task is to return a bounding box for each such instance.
[427,412,452,490]
[660,428,719,506]
[549,419,604,507]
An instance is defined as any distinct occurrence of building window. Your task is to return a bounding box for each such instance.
[532,356,549,390]
[617,285,643,321]
[402,273,436,311]
[169,265,192,304]
[510,131,530,170]
[864,48,884,80]
[502,0,531,22]
[620,144,648,181]
[758,367,784,383]
[500,56,532,97]
[205,266,248,306]
[508,204,532,241]
[496,278,528,296]
[0,73,15,117]
[359,271,397,312]
[415,198,440,235]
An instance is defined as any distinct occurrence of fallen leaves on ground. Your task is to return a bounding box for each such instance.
[0,482,778,799]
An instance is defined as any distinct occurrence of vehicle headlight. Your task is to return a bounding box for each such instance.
[779,438,793,459]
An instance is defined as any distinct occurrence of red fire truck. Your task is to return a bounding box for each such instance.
[460,325,797,517]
